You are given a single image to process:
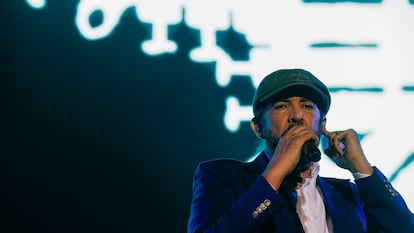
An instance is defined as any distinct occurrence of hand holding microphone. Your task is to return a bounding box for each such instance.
[263,123,321,190]
[283,123,321,171]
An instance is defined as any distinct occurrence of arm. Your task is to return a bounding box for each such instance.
[355,167,414,233]
[322,125,414,232]
[187,160,288,233]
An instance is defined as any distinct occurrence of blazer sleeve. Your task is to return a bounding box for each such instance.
[187,160,288,233]
[355,166,414,233]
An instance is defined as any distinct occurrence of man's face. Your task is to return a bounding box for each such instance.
[259,96,323,154]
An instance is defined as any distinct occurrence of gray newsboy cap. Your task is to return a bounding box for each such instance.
[252,68,331,117]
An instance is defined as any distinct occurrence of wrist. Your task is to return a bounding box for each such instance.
[351,163,373,175]
[353,171,372,179]
[263,170,286,191]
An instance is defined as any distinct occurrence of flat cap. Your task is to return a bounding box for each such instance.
[252,68,331,117]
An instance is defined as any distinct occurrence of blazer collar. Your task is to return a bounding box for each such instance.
[317,177,367,233]
[248,151,269,174]
[317,177,347,217]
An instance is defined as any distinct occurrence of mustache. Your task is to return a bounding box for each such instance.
[281,122,304,137]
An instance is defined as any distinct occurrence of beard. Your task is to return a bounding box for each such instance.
[264,135,278,156]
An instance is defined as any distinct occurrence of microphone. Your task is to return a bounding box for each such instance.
[302,140,321,162]
[280,123,321,171]
[296,139,321,171]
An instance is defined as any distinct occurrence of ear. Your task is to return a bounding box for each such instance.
[250,118,263,138]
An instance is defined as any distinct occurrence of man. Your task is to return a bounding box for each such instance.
[187,68,414,233]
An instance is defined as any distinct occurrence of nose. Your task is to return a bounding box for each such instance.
[289,105,303,124]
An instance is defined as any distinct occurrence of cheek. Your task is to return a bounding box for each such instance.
[264,119,287,138]
[310,113,322,132]
[263,111,290,137]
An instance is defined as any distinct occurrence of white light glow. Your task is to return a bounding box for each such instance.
[26,0,46,9]
[27,0,414,209]
[224,96,252,132]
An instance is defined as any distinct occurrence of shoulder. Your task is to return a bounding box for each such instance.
[197,158,250,175]
[194,157,261,182]
[199,158,245,168]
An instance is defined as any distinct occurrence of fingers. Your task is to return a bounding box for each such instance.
[285,124,319,145]
[322,124,331,137]
[330,132,345,156]
[323,126,346,156]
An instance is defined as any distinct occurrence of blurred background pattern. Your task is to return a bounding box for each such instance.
[3,1,414,232]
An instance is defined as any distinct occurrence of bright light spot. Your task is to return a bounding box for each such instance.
[75,1,134,40]
[224,96,252,133]
[26,0,46,9]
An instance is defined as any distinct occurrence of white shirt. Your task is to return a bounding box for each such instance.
[295,163,330,233]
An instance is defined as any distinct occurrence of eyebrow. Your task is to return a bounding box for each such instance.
[265,97,314,111]
[276,97,313,103]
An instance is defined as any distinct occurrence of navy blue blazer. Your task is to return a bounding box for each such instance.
[188,152,414,233]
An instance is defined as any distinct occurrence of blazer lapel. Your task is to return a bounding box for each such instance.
[317,177,367,233]
[317,177,347,215]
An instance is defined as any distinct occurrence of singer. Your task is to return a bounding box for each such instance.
[187,68,414,233]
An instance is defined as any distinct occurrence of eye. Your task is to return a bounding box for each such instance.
[302,103,315,109]
[273,103,288,109]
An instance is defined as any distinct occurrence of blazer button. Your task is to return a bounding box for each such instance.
[252,199,271,218]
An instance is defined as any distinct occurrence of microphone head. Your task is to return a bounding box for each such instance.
[296,140,321,172]
[308,147,321,162]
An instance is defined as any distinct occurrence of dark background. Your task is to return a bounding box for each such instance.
[3,1,258,232]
